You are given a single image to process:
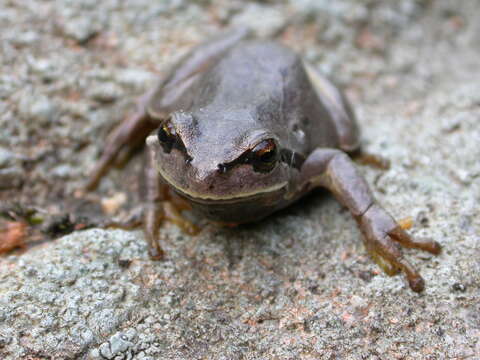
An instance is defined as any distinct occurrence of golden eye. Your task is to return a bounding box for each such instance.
[249,139,278,172]
[253,139,277,161]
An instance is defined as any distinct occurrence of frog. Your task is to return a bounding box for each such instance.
[84,28,441,292]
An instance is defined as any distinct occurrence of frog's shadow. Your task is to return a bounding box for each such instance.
[205,189,336,269]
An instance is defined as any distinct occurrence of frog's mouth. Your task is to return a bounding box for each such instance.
[172,182,288,205]
[173,184,289,224]
[157,166,287,204]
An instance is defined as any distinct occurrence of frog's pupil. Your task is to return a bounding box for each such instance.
[260,148,276,163]
[248,139,278,173]
[253,139,277,164]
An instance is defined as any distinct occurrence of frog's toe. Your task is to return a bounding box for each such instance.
[370,240,426,292]
[388,226,441,255]
[368,250,401,276]
[358,204,441,292]
[144,224,166,261]
[148,243,165,260]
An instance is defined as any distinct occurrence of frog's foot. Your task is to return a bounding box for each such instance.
[357,204,441,292]
[99,199,198,260]
[163,201,200,236]
[142,200,200,260]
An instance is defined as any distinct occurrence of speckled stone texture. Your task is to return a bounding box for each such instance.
[0,0,479,359]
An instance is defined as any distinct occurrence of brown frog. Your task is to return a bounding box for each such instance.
[85,29,440,292]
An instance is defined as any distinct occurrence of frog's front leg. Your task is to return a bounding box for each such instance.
[143,141,201,259]
[301,148,441,292]
[143,143,166,259]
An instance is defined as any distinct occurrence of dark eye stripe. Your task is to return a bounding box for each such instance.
[217,147,305,175]
[157,125,176,153]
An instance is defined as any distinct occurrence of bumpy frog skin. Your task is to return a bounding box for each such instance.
[85,29,440,292]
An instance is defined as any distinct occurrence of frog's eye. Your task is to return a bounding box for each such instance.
[157,120,177,153]
[249,139,278,172]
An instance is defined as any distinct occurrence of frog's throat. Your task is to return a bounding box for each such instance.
[157,166,287,201]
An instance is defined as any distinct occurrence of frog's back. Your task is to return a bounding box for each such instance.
[190,41,345,154]
[190,41,300,112]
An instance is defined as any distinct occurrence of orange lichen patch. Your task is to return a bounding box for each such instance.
[0,221,28,254]
[398,216,414,230]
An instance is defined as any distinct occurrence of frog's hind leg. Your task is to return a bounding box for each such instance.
[304,63,391,170]
[84,89,158,191]
[300,148,441,292]
[304,63,392,170]
[304,62,360,153]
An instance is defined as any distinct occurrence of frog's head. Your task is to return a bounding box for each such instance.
[147,110,300,221]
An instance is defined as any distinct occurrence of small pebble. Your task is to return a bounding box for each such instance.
[452,283,467,292]
[88,83,123,103]
[101,192,127,215]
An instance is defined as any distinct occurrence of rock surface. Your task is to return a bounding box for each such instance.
[0,0,479,359]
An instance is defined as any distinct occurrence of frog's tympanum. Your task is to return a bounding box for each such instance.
[85,29,440,292]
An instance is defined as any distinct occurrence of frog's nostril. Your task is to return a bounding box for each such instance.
[209,184,214,190]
